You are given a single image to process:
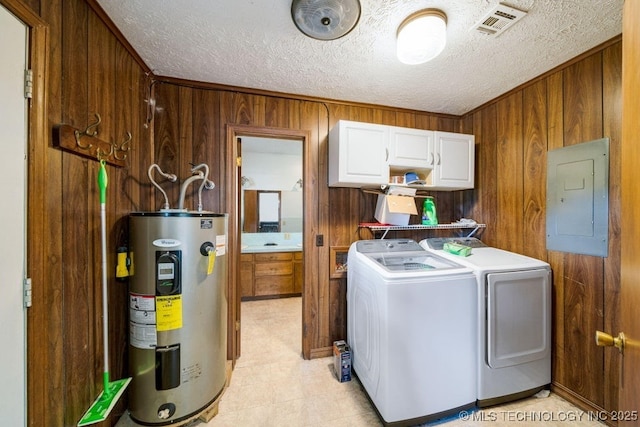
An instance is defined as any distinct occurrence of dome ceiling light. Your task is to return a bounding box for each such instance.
[397,9,447,65]
[291,0,361,41]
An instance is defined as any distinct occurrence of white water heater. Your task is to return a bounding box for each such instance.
[128,212,227,424]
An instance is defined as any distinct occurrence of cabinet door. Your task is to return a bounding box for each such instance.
[293,252,303,293]
[329,120,389,187]
[388,127,433,168]
[240,254,254,298]
[432,131,475,189]
[253,252,295,296]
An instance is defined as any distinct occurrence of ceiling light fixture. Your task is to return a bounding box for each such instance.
[397,9,447,65]
[291,0,361,41]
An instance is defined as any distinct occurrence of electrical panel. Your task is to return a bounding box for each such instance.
[546,138,609,257]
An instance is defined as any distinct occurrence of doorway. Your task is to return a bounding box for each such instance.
[226,125,310,364]
[239,137,303,299]
[0,4,28,425]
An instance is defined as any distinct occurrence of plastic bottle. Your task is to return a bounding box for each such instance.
[421,197,438,225]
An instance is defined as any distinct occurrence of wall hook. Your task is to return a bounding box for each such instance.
[96,142,114,160]
[114,132,132,161]
[74,113,101,149]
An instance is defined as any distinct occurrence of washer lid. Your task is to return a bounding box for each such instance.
[365,251,466,272]
[356,239,423,254]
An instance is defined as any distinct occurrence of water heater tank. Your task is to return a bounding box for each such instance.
[128,212,227,424]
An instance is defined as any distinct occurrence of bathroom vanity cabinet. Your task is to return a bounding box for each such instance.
[241,251,303,299]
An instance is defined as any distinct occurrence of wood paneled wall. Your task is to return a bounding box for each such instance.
[13,0,151,425]
[14,0,623,423]
[460,40,622,416]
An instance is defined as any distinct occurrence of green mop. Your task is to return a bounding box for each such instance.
[78,160,131,426]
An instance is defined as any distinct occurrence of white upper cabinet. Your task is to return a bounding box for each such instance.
[328,120,475,191]
[328,120,389,187]
[426,131,475,190]
[388,126,433,168]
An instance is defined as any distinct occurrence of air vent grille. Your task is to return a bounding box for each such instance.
[495,10,518,20]
[473,2,527,36]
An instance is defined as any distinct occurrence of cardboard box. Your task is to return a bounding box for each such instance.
[374,194,418,225]
[333,340,352,382]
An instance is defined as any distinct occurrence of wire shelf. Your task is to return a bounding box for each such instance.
[359,223,486,239]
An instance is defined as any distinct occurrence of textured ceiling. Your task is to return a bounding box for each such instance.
[95,0,623,116]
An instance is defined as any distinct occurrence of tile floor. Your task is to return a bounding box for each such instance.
[119,296,606,427]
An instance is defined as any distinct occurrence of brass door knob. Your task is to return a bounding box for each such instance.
[595,330,626,353]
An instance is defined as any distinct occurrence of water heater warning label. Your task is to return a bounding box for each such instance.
[129,293,157,349]
[156,295,183,331]
[129,294,155,321]
[130,323,157,349]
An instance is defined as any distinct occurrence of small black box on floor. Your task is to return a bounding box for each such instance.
[333,340,351,382]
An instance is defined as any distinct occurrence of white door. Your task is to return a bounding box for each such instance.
[0,4,28,426]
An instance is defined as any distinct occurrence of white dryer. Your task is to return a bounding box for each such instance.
[347,239,477,426]
[420,237,551,407]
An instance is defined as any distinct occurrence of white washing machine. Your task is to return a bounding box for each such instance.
[347,239,477,426]
[420,237,551,407]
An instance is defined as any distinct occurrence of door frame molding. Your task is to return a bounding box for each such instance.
[0,0,48,425]
[225,124,310,363]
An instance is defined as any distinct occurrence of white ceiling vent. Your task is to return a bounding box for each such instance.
[473,2,528,36]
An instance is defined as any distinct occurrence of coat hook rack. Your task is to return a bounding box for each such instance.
[53,113,132,167]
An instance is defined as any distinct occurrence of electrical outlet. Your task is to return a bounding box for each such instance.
[316,235,324,246]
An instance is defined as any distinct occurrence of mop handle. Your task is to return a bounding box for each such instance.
[98,160,111,391]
